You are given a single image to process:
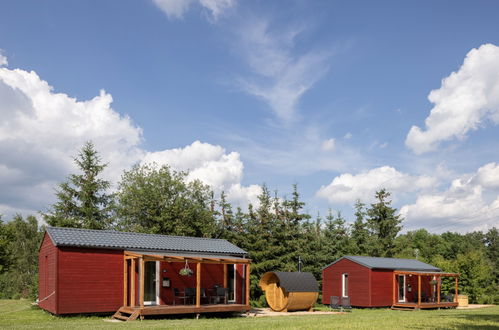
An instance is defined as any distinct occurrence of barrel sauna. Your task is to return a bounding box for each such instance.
[259,271,319,312]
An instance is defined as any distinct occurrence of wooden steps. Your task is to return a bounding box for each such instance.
[391,306,417,311]
[112,307,140,322]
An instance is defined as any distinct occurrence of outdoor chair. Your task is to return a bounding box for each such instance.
[329,296,340,311]
[340,296,352,312]
[421,291,428,303]
[172,288,193,305]
[210,287,228,304]
[185,287,196,304]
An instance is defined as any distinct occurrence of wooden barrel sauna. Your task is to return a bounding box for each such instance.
[259,271,319,312]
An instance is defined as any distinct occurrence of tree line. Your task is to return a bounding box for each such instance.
[0,142,497,305]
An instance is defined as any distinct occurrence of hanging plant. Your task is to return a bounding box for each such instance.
[179,260,193,277]
[430,280,438,285]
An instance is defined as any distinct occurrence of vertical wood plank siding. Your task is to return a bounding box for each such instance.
[37,233,58,314]
[57,247,123,314]
[370,269,394,306]
[322,258,370,306]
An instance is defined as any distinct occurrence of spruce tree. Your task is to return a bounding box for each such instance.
[365,189,403,257]
[42,141,113,229]
[351,200,369,255]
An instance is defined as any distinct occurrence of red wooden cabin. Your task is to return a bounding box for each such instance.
[38,227,251,320]
[322,256,459,310]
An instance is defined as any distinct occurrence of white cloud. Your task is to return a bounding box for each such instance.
[152,0,235,21]
[321,138,335,151]
[406,43,499,154]
[400,162,499,233]
[343,132,352,139]
[316,166,436,204]
[0,61,258,218]
[236,19,331,122]
[0,50,7,67]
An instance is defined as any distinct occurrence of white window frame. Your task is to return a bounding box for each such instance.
[398,274,406,303]
[228,264,236,303]
[342,273,349,298]
[144,261,160,306]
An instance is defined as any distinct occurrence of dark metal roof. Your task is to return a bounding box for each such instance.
[273,271,319,292]
[46,227,247,257]
[323,255,441,272]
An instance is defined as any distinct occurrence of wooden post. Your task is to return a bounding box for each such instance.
[140,257,144,309]
[437,276,441,304]
[455,276,458,303]
[245,264,250,306]
[123,258,128,306]
[223,264,228,288]
[196,262,201,307]
[131,258,136,307]
[392,273,396,305]
[417,275,421,307]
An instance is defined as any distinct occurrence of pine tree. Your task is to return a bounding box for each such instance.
[351,200,369,255]
[365,189,403,257]
[42,141,113,229]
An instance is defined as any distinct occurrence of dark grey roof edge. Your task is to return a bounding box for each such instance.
[273,271,319,292]
[322,255,441,272]
[45,226,248,256]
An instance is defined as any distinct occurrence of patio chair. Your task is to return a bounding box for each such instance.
[210,287,228,304]
[421,291,428,303]
[329,296,340,311]
[340,296,352,312]
[185,287,196,304]
[172,288,192,305]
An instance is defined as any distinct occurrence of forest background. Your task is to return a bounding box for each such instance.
[0,142,497,305]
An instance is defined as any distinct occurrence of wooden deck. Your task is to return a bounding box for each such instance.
[392,301,458,310]
[114,304,250,321]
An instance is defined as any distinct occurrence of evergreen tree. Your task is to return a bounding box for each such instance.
[351,200,369,255]
[323,210,351,261]
[365,189,403,257]
[42,141,113,229]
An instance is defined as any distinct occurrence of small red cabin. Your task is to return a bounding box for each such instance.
[322,256,459,309]
[38,227,251,319]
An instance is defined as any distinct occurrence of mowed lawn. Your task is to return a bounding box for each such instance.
[0,300,498,329]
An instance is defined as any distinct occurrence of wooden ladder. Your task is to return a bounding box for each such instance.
[112,306,141,321]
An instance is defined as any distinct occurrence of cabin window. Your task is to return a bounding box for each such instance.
[342,273,349,297]
[228,264,236,302]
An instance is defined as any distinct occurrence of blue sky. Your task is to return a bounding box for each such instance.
[1,0,499,233]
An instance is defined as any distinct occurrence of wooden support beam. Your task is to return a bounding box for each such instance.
[196,262,201,307]
[140,258,145,309]
[223,264,228,288]
[123,258,128,306]
[392,272,396,305]
[131,258,136,307]
[245,264,250,306]
[437,276,441,304]
[417,275,421,307]
[455,277,458,302]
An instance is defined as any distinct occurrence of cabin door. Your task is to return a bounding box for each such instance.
[144,261,159,305]
[227,264,236,303]
[397,275,406,302]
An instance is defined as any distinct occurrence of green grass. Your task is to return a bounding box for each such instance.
[0,300,498,329]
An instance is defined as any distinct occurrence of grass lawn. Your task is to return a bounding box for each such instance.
[0,300,498,329]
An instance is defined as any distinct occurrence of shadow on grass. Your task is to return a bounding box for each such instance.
[411,312,499,330]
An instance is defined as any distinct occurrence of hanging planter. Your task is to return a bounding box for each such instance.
[430,280,438,285]
[179,260,193,277]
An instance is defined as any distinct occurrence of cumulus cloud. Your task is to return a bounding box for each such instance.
[0,60,258,218]
[316,166,436,204]
[236,19,331,122]
[400,162,499,232]
[152,0,235,21]
[406,44,499,154]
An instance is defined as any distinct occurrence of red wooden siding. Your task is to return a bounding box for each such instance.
[370,269,393,306]
[38,233,57,314]
[57,247,123,314]
[322,258,370,306]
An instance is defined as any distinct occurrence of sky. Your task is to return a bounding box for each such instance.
[1,0,499,233]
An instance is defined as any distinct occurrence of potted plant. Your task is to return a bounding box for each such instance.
[430,279,438,285]
[179,261,193,277]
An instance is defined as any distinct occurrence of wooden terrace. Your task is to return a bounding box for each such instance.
[114,250,251,321]
[391,270,459,310]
